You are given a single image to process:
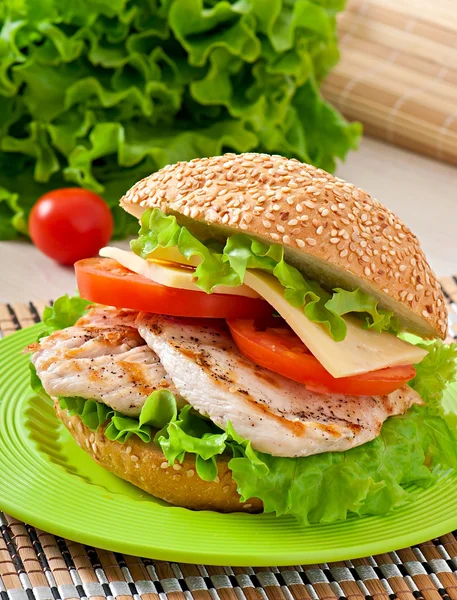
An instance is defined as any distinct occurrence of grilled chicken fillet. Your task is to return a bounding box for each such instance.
[136,313,423,458]
[29,306,182,416]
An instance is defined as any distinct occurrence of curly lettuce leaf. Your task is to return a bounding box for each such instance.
[59,389,181,444]
[132,208,397,341]
[325,288,400,333]
[60,396,113,432]
[229,405,457,524]
[409,339,457,436]
[156,405,228,481]
[0,0,360,240]
[41,294,91,335]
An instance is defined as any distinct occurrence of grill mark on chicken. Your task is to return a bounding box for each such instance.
[30,306,185,417]
[137,313,423,458]
[117,359,156,396]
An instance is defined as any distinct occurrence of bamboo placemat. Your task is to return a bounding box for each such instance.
[2,287,457,600]
[322,0,457,166]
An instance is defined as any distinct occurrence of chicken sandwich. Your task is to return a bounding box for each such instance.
[28,153,457,524]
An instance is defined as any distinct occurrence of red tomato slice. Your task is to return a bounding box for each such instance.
[227,318,416,396]
[75,258,273,319]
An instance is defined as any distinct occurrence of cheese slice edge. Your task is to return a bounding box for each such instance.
[99,247,260,299]
[243,270,428,378]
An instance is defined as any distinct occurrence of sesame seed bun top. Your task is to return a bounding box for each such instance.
[121,153,446,339]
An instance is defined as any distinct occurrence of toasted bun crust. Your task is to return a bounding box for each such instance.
[55,402,262,513]
[121,153,446,339]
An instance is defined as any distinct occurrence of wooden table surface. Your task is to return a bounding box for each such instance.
[1,136,456,304]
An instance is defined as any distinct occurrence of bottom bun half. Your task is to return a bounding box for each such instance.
[55,401,262,513]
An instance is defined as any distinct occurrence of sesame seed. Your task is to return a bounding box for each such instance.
[131,455,139,462]
[316,226,323,235]
[304,200,315,209]
[330,237,339,244]
[283,235,291,244]
[125,446,132,454]
[364,267,371,276]
[243,503,253,509]
[173,463,182,471]
[186,469,194,478]
[296,239,305,248]
[306,237,316,246]
[160,462,169,469]
[407,293,414,302]
[340,249,348,257]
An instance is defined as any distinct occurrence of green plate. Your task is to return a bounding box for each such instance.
[2,325,457,566]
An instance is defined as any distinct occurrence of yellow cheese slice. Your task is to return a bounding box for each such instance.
[146,246,200,267]
[243,270,428,378]
[99,247,260,299]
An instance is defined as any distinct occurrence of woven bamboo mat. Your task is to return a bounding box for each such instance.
[322,0,457,166]
[2,287,457,600]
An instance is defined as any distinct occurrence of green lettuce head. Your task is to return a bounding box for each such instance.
[0,0,360,240]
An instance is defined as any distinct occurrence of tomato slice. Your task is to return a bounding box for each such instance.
[75,258,273,319]
[227,318,416,396]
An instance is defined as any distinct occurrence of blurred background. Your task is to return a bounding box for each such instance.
[1,0,456,301]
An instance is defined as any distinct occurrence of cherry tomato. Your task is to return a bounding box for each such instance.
[227,318,416,396]
[29,188,113,265]
[75,258,274,319]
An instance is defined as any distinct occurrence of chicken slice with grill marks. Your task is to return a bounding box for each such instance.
[136,313,423,458]
[28,306,183,417]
